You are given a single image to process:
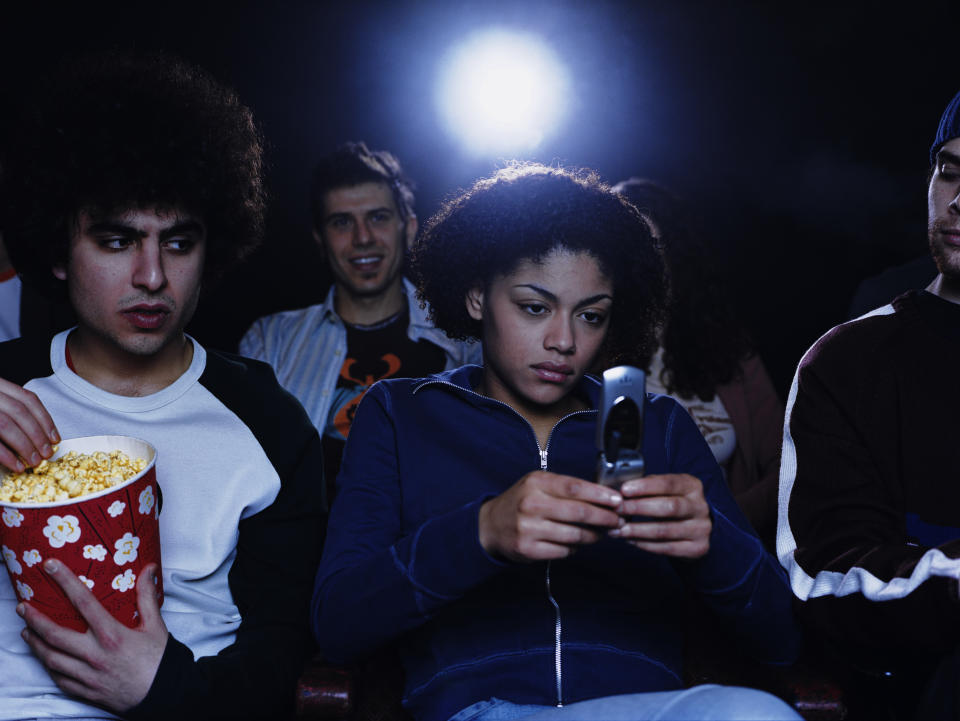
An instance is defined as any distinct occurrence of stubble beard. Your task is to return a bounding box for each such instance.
[929,222,960,284]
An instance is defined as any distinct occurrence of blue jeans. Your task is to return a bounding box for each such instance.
[447,685,803,721]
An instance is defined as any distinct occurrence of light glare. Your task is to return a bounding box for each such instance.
[436,29,570,156]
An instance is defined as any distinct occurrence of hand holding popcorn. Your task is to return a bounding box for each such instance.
[18,559,167,712]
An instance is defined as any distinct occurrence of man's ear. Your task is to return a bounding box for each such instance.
[403,215,418,251]
[312,228,327,258]
[465,286,484,321]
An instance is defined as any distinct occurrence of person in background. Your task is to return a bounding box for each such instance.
[313,162,802,721]
[609,178,784,550]
[0,50,326,720]
[0,172,77,341]
[239,142,479,494]
[0,234,20,342]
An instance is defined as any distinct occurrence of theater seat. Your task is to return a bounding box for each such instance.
[294,656,354,720]
[295,643,849,721]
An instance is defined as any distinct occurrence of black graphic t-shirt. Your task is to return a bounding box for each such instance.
[322,309,446,495]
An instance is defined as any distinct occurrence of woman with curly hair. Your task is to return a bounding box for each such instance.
[610,178,784,550]
[312,162,801,721]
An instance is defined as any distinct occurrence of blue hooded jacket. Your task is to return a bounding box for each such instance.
[312,365,800,721]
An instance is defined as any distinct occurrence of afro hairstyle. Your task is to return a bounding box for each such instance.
[0,49,266,300]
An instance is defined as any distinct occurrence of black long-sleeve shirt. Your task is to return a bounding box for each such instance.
[780,290,960,671]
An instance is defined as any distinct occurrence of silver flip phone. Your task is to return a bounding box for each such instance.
[595,365,646,489]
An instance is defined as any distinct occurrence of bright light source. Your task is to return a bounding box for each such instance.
[435,29,571,156]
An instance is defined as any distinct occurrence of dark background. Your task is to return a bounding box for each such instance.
[1,1,953,399]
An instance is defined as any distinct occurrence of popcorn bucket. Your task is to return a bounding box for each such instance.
[0,435,162,632]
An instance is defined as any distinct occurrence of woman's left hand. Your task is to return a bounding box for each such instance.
[609,473,711,558]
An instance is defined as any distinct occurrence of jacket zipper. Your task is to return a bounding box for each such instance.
[414,379,595,707]
[540,412,592,707]
[539,448,563,707]
[546,559,563,707]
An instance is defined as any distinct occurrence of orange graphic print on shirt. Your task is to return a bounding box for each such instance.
[332,353,402,438]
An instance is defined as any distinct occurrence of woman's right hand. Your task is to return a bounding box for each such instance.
[478,471,623,562]
[0,377,59,472]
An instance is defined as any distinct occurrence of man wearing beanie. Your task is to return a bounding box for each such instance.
[778,89,960,721]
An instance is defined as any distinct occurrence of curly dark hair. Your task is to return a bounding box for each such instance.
[0,49,266,300]
[611,178,752,400]
[310,141,416,233]
[411,162,667,367]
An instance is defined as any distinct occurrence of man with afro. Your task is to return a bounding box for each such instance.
[0,51,326,720]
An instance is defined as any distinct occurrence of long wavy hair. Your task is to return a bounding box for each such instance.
[612,178,752,400]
